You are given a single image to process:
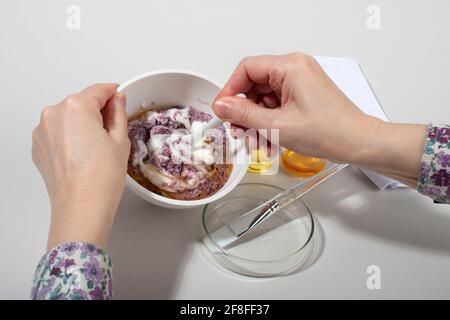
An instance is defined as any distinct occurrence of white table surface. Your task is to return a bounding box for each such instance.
[1,0,450,299]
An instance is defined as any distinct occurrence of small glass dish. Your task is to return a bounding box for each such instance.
[202,183,315,277]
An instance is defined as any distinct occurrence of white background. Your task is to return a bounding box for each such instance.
[1,0,450,299]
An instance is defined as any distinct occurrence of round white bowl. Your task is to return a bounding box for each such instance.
[118,69,248,209]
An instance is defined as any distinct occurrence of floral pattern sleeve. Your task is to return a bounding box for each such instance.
[31,242,113,300]
[418,124,450,204]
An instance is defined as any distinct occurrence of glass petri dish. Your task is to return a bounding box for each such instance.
[202,183,315,277]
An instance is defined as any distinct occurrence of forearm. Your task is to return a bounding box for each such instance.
[350,117,427,188]
[47,217,113,252]
[47,184,122,250]
[47,204,115,251]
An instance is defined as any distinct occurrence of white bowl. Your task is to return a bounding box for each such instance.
[118,69,248,209]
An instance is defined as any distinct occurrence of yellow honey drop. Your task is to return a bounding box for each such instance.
[247,149,273,173]
[281,149,325,177]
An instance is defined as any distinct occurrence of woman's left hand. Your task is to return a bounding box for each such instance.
[32,84,130,250]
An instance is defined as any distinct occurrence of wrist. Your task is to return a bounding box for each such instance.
[350,118,427,179]
[47,195,116,250]
[47,212,113,251]
[342,115,385,165]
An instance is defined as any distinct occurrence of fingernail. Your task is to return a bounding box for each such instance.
[116,92,126,107]
[213,98,232,119]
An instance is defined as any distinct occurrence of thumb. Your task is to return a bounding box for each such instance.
[102,92,128,143]
[213,96,277,129]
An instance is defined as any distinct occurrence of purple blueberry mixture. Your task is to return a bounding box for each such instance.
[127,106,231,200]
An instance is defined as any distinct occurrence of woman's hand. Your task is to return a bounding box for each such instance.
[213,53,381,163]
[213,53,426,185]
[32,84,130,250]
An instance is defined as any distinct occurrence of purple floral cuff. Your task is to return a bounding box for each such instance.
[31,242,113,300]
[418,124,450,204]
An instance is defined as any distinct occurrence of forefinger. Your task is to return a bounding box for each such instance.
[215,55,280,101]
[79,83,119,111]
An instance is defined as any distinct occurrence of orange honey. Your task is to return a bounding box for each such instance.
[281,149,325,177]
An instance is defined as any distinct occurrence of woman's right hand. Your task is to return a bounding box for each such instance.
[213,53,381,164]
[213,53,426,184]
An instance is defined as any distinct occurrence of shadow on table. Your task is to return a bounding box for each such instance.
[296,216,326,273]
[109,189,199,299]
[306,166,450,254]
[108,165,450,296]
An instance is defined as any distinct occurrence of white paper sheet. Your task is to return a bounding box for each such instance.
[314,56,407,190]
